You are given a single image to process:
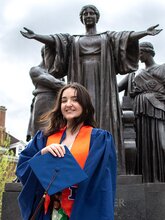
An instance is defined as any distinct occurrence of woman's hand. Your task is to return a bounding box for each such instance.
[20,27,36,39]
[146,24,162,36]
[41,144,66,157]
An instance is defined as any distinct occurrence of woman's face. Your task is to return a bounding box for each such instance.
[61,88,83,123]
[82,7,97,27]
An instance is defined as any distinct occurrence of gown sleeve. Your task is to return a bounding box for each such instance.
[16,131,47,184]
[16,131,47,220]
[70,128,117,220]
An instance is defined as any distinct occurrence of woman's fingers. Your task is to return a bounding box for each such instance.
[47,147,58,157]
[44,144,65,157]
[41,144,66,157]
[51,144,65,157]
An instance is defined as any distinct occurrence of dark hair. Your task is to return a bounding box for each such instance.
[40,82,97,136]
[139,42,155,57]
[79,5,100,24]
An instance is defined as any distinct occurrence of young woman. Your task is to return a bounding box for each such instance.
[16,82,117,220]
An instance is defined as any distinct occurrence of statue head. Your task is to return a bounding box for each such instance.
[139,42,155,57]
[79,5,100,24]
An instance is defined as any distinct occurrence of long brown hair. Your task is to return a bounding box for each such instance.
[40,82,97,136]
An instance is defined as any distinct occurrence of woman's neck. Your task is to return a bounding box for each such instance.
[66,122,84,135]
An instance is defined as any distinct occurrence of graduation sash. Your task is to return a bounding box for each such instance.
[46,125,93,216]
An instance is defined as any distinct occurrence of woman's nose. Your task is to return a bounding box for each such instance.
[66,100,73,106]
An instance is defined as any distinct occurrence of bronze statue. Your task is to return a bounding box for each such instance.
[20,5,162,174]
[132,42,165,182]
[118,72,137,175]
[26,46,65,141]
[118,72,136,98]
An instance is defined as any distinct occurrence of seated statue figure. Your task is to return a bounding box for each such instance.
[26,46,65,141]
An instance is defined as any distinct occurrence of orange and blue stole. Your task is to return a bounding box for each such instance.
[46,126,93,216]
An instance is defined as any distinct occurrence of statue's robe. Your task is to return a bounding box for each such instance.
[133,64,165,182]
[44,31,139,173]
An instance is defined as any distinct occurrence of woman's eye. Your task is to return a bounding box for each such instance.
[61,99,67,103]
[72,98,78,102]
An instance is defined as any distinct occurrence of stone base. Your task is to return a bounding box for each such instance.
[115,175,165,220]
[145,183,165,220]
[1,183,22,220]
[2,176,165,220]
[115,182,146,220]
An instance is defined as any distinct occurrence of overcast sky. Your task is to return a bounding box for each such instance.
[0,0,165,142]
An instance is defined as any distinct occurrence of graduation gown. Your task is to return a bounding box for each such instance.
[16,128,117,220]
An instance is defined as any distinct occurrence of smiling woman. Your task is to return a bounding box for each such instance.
[40,83,98,136]
[16,82,117,220]
[61,88,83,125]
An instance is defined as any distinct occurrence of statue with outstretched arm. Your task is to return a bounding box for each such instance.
[20,4,162,174]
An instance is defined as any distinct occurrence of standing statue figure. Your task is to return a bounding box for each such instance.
[132,42,165,182]
[20,5,162,174]
[26,46,65,141]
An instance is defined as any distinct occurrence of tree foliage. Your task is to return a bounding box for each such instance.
[0,135,16,218]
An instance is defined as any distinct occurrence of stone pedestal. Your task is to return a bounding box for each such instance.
[115,175,165,220]
[2,177,165,220]
[115,175,146,220]
[145,183,165,220]
[1,183,22,220]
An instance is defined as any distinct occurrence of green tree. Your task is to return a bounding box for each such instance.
[0,134,16,218]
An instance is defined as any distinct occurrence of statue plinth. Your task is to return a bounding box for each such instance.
[2,178,165,220]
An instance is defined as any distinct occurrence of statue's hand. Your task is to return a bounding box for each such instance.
[146,24,163,36]
[20,27,36,39]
